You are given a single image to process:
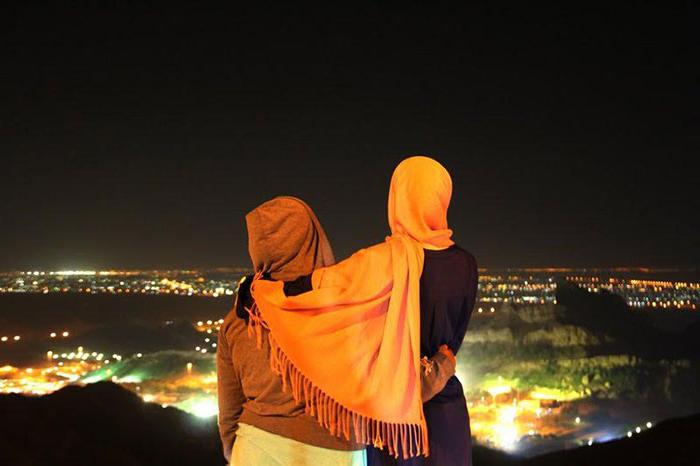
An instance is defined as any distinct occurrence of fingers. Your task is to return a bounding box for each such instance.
[438,344,456,363]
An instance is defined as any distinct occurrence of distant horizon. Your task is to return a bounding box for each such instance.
[2,265,698,274]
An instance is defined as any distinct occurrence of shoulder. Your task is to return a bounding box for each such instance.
[451,245,479,277]
[312,241,392,289]
[221,307,247,336]
[353,241,391,257]
[452,245,477,263]
[329,241,392,269]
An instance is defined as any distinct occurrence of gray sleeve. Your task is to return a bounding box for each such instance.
[216,319,246,462]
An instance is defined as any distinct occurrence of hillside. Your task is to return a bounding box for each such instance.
[460,282,700,405]
[1,382,698,466]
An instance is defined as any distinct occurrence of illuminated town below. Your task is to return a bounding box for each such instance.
[1,268,698,310]
[1,268,698,455]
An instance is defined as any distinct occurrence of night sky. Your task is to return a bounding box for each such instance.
[1,3,697,270]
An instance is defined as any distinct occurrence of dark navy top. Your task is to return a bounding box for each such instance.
[370,244,478,466]
[420,245,478,358]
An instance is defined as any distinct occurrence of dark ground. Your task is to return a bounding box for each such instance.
[0,293,230,366]
[1,382,699,466]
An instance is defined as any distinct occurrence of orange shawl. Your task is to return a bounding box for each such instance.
[250,156,453,458]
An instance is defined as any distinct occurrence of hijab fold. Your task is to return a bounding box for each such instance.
[250,157,453,458]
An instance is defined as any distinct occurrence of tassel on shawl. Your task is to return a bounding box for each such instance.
[244,277,429,459]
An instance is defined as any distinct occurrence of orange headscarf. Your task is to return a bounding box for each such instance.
[250,156,453,458]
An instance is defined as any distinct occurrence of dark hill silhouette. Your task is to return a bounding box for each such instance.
[555,280,699,360]
[555,279,660,356]
[1,382,699,465]
[520,412,700,466]
[0,382,221,466]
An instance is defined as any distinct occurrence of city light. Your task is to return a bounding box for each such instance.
[1,269,696,312]
[190,398,218,418]
[0,267,695,455]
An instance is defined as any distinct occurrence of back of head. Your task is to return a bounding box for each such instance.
[245,196,335,281]
[388,156,454,250]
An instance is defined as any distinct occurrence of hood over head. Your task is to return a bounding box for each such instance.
[245,196,335,281]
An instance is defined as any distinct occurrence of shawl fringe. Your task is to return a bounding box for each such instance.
[244,299,430,459]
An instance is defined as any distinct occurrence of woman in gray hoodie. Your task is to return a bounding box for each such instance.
[217,196,455,466]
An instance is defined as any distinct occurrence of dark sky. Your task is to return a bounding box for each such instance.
[1,3,697,270]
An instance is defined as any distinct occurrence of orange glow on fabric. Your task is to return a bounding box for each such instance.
[388,156,454,251]
[251,156,453,458]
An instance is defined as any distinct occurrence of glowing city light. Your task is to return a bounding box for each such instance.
[492,405,518,451]
[190,398,218,418]
[487,385,512,397]
[1,267,696,455]
[3,269,695,312]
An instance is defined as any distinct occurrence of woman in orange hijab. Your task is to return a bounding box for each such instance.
[251,157,478,465]
[219,195,456,466]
